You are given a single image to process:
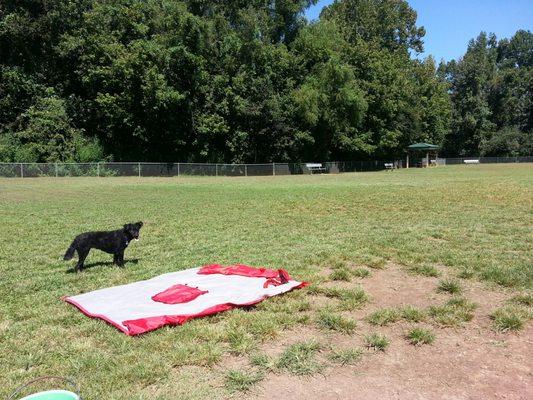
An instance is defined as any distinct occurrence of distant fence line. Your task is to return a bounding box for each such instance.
[0,157,531,178]
[0,161,381,177]
[440,156,533,165]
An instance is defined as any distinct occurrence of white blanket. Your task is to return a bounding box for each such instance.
[64,266,306,335]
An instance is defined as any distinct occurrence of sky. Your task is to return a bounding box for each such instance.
[304,0,533,62]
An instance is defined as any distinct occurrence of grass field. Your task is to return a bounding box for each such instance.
[0,164,532,399]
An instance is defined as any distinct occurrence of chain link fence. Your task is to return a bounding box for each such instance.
[441,156,533,165]
[0,157,531,178]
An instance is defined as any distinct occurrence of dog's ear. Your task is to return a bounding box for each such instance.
[123,223,131,231]
[137,221,143,227]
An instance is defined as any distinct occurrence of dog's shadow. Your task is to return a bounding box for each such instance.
[66,259,139,273]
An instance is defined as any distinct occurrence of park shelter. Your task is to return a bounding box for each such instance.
[406,142,440,168]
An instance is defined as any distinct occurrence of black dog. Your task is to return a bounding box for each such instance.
[64,222,143,272]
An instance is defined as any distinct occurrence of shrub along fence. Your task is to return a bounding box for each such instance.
[0,157,531,178]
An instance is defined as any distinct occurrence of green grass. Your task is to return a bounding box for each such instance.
[276,341,323,375]
[324,255,349,269]
[405,328,435,345]
[227,328,257,355]
[0,164,531,398]
[309,286,368,310]
[457,267,476,279]
[400,306,427,322]
[509,293,533,307]
[428,297,478,326]
[249,353,276,372]
[224,369,264,392]
[317,309,357,333]
[366,308,401,326]
[408,264,441,277]
[490,306,531,332]
[364,257,387,269]
[329,268,352,281]
[437,279,463,294]
[352,267,371,278]
[367,306,426,325]
[328,348,363,365]
[256,291,311,314]
[365,333,390,351]
[170,340,224,367]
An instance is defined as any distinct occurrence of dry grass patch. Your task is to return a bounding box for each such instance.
[367,306,427,325]
[329,268,352,282]
[317,308,357,333]
[437,279,463,294]
[328,348,363,365]
[491,306,531,332]
[224,369,264,393]
[405,328,435,345]
[249,353,276,372]
[428,297,477,327]
[366,308,401,326]
[509,293,533,307]
[408,264,441,277]
[400,306,427,322]
[365,333,389,351]
[308,286,368,311]
[351,267,371,278]
[276,341,323,375]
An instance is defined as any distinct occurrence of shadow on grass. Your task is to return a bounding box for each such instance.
[65,258,139,273]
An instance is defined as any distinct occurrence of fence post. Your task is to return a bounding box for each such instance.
[55,162,58,177]
[97,162,100,177]
[20,163,23,178]
[216,164,218,177]
[272,162,275,176]
[245,164,247,177]
[138,162,141,178]
[177,162,180,177]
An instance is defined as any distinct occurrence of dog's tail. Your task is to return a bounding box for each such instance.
[63,240,77,261]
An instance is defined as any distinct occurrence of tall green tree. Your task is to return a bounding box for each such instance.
[320,0,450,158]
[444,30,532,156]
[4,0,527,163]
[321,0,425,54]
[443,32,498,155]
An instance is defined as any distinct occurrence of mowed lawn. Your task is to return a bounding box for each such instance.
[0,164,531,399]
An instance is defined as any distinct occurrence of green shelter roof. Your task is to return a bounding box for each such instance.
[407,142,440,150]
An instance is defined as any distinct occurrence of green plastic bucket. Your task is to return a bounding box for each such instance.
[20,390,79,400]
[9,377,80,400]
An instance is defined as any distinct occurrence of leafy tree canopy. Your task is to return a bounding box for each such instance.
[0,1,530,162]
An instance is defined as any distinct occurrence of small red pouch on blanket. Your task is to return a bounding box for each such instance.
[152,284,208,304]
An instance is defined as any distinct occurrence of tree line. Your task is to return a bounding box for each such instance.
[0,0,531,163]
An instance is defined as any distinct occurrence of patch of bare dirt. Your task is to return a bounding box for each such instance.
[242,264,533,400]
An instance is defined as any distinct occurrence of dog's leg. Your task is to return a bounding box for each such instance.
[116,251,125,267]
[113,253,119,265]
[76,248,89,272]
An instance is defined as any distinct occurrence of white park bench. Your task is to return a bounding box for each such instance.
[305,163,326,173]
[384,162,395,171]
[464,159,480,164]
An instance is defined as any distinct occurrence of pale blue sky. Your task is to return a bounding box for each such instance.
[304,0,533,61]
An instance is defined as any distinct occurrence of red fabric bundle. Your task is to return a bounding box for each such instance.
[152,284,208,304]
[198,263,281,278]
